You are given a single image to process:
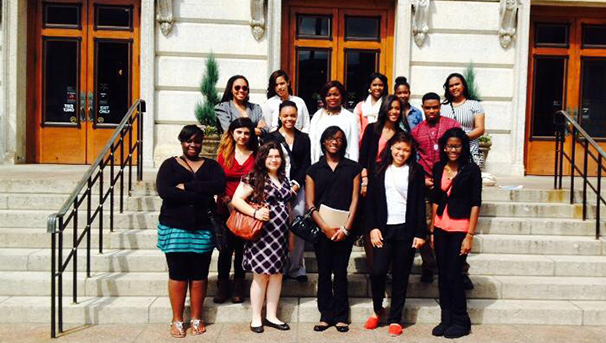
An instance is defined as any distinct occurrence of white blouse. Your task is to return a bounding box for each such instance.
[261,95,311,133]
[309,108,359,163]
[385,164,409,225]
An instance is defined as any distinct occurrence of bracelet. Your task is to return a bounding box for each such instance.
[429,232,434,235]
[340,226,350,236]
[253,209,257,219]
[466,232,474,236]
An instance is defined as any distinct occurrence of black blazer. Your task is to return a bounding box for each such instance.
[156,157,226,230]
[365,162,427,240]
[431,161,482,219]
[359,123,403,176]
[265,129,311,187]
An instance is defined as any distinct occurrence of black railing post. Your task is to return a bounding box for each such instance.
[51,229,56,338]
[72,197,78,305]
[87,177,92,278]
[570,126,577,204]
[583,140,589,220]
[110,149,115,232]
[138,101,145,182]
[99,167,104,254]
[58,216,64,334]
[128,119,133,196]
[597,155,602,240]
[554,111,563,189]
[120,133,125,213]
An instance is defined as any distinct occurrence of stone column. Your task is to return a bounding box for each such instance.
[394,0,413,82]
[140,0,155,168]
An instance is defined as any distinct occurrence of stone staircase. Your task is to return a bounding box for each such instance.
[0,176,605,326]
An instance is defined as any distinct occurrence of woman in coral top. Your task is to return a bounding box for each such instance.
[215,117,258,304]
[430,127,481,339]
[353,73,388,143]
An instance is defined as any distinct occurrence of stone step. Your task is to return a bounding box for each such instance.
[476,234,606,255]
[2,271,606,301]
[0,179,154,195]
[5,247,606,277]
[0,296,603,325]
[2,206,601,237]
[481,201,595,219]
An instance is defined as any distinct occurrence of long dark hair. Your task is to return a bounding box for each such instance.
[217,117,258,169]
[266,70,293,99]
[247,141,286,202]
[438,127,472,166]
[443,73,471,103]
[366,72,388,99]
[374,94,409,135]
[221,75,250,103]
[320,126,347,159]
[378,131,419,180]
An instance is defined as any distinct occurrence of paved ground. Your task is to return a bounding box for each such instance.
[2,324,605,343]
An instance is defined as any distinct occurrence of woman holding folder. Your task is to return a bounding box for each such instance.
[305,126,362,333]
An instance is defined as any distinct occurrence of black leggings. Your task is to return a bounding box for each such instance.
[166,252,212,281]
[434,227,471,326]
[217,231,245,280]
[369,236,416,324]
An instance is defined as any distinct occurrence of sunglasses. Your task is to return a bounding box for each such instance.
[234,85,249,92]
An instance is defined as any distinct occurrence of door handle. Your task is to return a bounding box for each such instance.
[87,91,94,122]
[79,91,86,122]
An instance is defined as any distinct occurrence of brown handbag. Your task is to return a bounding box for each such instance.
[226,202,264,240]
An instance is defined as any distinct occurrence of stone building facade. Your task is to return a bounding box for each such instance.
[1,0,605,175]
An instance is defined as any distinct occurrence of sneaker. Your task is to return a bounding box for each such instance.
[462,274,474,290]
[364,316,380,330]
[388,323,403,336]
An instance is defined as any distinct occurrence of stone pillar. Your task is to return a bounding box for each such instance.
[510,0,531,175]
[394,0,413,81]
[1,0,27,164]
[140,0,155,168]
[268,0,282,75]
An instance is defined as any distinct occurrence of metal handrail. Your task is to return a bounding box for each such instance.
[554,109,605,240]
[48,100,146,338]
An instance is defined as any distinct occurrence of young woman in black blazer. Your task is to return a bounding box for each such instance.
[430,127,481,339]
[264,100,311,281]
[359,95,408,269]
[363,131,426,336]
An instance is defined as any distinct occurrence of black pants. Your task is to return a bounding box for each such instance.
[217,230,245,280]
[314,234,353,324]
[166,252,212,281]
[370,235,416,324]
[434,227,471,327]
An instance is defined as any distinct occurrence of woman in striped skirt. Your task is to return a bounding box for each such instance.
[441,73,486,167]
[156,125,226,338]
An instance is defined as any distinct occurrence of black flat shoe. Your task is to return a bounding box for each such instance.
[250,324,264,333]
[313,323,331,332]
[335,323,349,332]
[296,275,308,283]
[263,319,290,331]
[462,274,474,290]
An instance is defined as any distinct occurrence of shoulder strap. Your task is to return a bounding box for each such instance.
[178,156,198,181]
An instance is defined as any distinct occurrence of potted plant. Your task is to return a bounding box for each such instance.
[195,54,222,159]
[478,134,492,168]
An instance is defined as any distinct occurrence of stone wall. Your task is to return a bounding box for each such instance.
[406,0,518,174]
[153,0,270,165]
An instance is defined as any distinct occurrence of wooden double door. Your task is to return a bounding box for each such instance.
[28,0,140,164]
[282,0,394,114]
[525,7,606,175]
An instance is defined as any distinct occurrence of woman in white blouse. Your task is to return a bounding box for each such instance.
[309,80,359,163]
[262,70,310,133]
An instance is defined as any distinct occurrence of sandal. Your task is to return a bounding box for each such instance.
[190,319,206,335]
[170,321,186,338]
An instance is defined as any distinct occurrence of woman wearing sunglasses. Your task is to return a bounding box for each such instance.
[216,75,268,137]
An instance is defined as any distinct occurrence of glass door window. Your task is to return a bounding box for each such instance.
[31,0,139,164]
[285,3,393,114]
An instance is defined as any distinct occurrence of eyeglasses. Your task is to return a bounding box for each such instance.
[234,85,249,92]
[445,145,463,151]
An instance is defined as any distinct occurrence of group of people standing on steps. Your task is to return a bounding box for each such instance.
[155,69,485,339]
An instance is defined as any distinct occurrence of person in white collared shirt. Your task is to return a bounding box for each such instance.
[261,70,310,133]
[309,80,359,163]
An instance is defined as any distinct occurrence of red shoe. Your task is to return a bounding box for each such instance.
[364,315,380,330]
[388,323,403,336]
